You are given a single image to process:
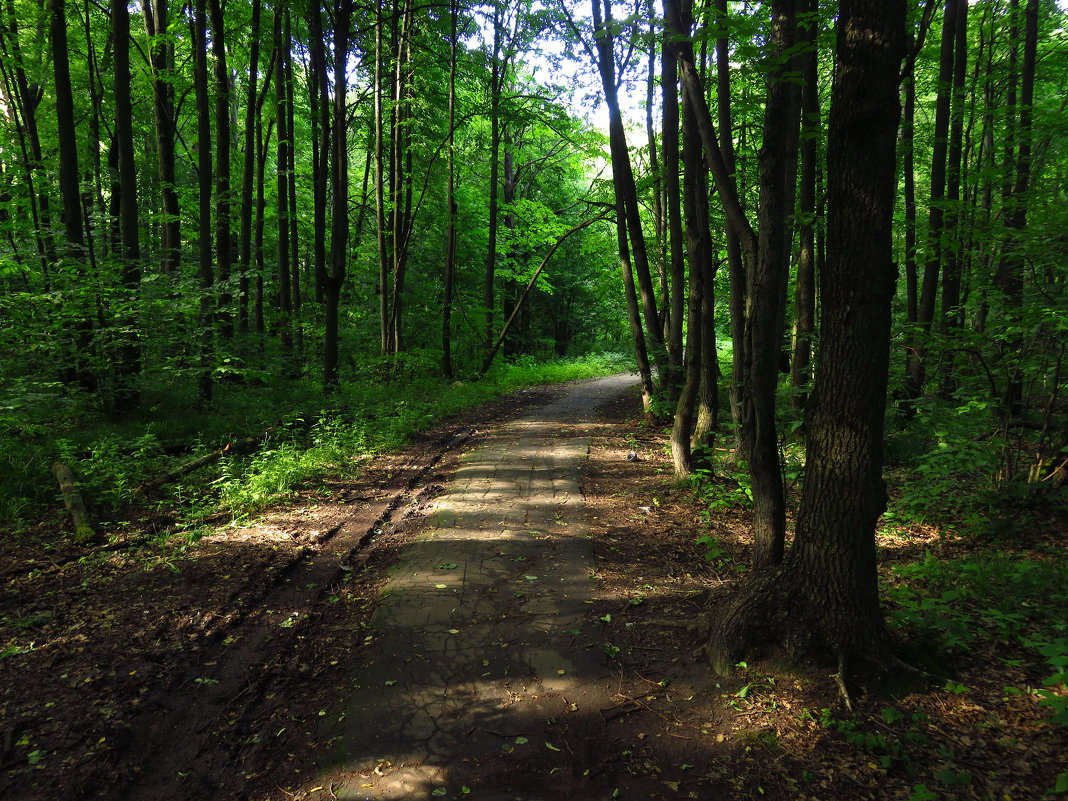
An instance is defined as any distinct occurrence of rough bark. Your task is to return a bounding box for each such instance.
[704,0,904,678]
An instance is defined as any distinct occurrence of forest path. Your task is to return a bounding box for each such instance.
[314,373,644,801]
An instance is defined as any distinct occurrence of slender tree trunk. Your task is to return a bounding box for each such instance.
[143,0,180,276]
[388,0,412,354]
[484,0,504,359]
[237,0,263,332]
[255,117,273,340]
[443,0,458,380]
[938,0,969,394]
[662,16,685,397]
[284,8,300,325]
[112,0,141,410]
[193,0,214,402]
[307,0,330,308]
[999,0,1038,416]
[741,0,802,569]
[903,0,960,405]
[645,12,667,337]
[901,70,918,328]
[208,0,232,338]
[274,6,293,370]
[790,0,819,412]
[324,0,351,392]
[672,93,716,478]
[374,5,390,354]
[50,0,94,391]
[592,0,667,388]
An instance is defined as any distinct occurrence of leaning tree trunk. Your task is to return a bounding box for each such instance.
[704,0,905,679]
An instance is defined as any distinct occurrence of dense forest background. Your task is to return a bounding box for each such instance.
[0,0,1066,796]
[0,0,1064,530]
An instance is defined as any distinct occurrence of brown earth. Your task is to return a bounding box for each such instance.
[0,378,1063,801]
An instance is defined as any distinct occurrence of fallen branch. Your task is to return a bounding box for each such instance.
[136,429,274,495]
[52,462,94,543]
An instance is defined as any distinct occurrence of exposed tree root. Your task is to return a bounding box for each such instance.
[832,651,855,712]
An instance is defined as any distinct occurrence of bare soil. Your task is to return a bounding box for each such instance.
[1,380,1063,800]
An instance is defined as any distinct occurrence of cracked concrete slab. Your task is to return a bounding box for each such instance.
[321,374,639,801]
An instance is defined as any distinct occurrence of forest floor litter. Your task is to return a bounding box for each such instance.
[1,375,1064,800]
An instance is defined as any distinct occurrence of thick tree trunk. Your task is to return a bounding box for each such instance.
[704,0,904,678]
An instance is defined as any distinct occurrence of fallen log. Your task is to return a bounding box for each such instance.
[52,462,95,543]
[135,429,273,495]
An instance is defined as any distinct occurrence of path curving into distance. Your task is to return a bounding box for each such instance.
[314,373,644,801]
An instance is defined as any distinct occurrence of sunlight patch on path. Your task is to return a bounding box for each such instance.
[315,374,638,801]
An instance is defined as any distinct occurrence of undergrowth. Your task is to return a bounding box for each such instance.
[0,352,629,531]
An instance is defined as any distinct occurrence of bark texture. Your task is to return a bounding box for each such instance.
[705,0,905,676]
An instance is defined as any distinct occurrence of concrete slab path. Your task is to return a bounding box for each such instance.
[319,374,641,801]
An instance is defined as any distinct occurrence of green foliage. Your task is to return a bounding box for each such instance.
[0,353,628,530]
[885,551,1067,649]
[884,551,1068,727]
[813,706,931,771]
[884,397,1066,540]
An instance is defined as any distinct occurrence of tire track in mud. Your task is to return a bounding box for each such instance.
[96,427,477,801]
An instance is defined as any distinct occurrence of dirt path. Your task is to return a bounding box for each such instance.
[306,374,662,800]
